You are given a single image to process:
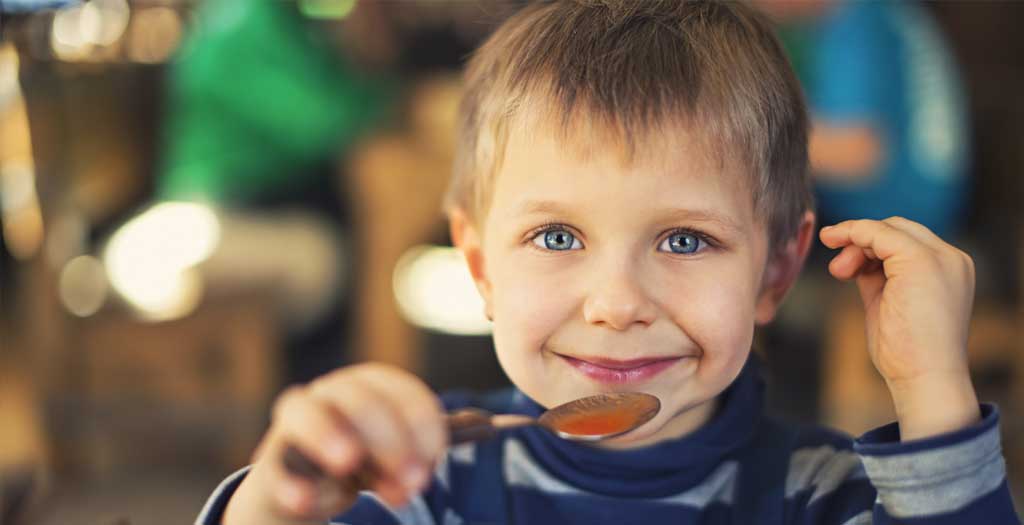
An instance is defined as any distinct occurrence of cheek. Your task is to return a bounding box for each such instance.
[490,282,570,409]
[654,266,758,402]
[659,263,759,361]
[489,260,577,364]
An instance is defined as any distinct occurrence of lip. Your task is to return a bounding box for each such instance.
[558,354,687,384]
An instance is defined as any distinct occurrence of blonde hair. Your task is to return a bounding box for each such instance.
[444,0,814,247]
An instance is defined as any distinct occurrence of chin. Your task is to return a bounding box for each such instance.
[595,416,670,449]
[594,429,663,450]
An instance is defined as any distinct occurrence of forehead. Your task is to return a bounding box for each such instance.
[491,109,756,223]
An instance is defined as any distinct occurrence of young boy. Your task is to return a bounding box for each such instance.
[198,1,1019,524]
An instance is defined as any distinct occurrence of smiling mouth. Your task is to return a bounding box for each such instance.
[556,353,690,384]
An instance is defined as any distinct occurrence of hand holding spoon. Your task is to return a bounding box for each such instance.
[284,392,659,485]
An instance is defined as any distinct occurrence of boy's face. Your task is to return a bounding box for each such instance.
[454,123,811,448]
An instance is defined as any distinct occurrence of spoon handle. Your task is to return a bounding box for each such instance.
[282,445,374,493]
[447,408,499,445]
[282,408,505,485]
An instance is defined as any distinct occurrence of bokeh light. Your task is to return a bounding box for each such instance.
[393,245,492,336]
[102,202,220,321]
[58,255,108,317]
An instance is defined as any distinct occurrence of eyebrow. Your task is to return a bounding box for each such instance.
[658,207,744,234]
[515,200,575,216]
[514,199,744,234]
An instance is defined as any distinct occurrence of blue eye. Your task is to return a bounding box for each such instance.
[532,229,582,251]
[661,232,702,254]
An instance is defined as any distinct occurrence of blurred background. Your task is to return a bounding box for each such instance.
[0,1,1021,523]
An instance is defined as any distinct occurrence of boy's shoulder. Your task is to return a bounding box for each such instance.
[760,415,872,501]
[757,414,861,467]
[783,417,857,453]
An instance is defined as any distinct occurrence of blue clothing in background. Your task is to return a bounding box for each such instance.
[792,2,969,239]
[197,355,1019,524]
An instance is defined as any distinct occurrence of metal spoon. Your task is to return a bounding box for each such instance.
[284,392,659,484]
[447,391,661,443]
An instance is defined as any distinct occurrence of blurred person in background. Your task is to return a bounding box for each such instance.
[156,0,396,383]
[156,0,515,384]
[758,0,969,238]
[751,0,971,424]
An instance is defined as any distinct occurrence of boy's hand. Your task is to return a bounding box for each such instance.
[820,217,981,441]
[223,363,448,525]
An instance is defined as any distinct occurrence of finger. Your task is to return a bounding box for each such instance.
[819,223,847,249]
[251,432,355,519]
[882,216,974,274]
[273,456,358,518]
[346,371,441,494]
[311,374,428,497]
[820,219,926,262]
[273,469,320,517]
[272,387,363,479]
[881,216,946,248]
[374,476,418,509]
[353,364,448,465]
[827,244,867,281]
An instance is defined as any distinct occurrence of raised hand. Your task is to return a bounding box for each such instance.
[820,217,981,441]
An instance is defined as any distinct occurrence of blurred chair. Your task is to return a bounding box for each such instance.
[346,75,461,372]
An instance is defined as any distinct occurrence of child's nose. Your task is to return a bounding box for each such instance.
[581,271,657,330]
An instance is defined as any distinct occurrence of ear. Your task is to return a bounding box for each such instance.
[448,207,493,314]
[754,210,816,325]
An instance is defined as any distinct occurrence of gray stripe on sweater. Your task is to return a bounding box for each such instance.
[786,446,868,504]
[450,442,476,465]
[859,423,1006,518]
[435,442,477,492]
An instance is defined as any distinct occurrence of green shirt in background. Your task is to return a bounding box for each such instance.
[158,0,392,204]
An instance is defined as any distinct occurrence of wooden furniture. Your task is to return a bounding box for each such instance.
[345,75,461,373]
[58,292,281,475]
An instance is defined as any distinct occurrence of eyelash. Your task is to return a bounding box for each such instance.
[525,223,719,254]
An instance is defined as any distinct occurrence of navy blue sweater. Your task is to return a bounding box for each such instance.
[198,357,1019,524]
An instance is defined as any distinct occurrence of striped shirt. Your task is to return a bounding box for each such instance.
[197,357,1019,524]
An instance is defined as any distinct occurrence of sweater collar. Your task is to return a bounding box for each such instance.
[505,354,766,497]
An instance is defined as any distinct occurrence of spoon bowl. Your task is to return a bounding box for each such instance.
[444,391,660,444]
[539,391,661,441]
